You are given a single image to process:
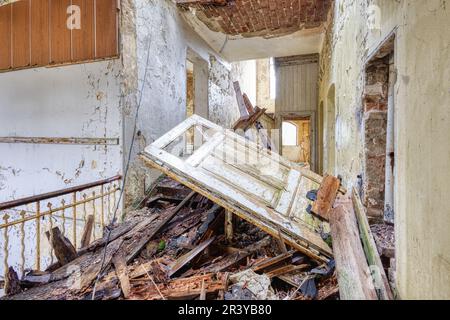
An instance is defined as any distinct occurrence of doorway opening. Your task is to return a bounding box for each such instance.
[362,35,395,222]
[281,117,312,166]
[363,34,396,290]
[186,60,195,118]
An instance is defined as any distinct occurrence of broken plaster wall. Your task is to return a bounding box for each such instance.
[124,0,255,207]
[0,61,123,203]
[319,0,450,299]
[209,57,257,128]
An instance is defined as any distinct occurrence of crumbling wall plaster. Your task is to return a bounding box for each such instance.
[0,60,123,202]
[256,59,275,113]
[124,0,254,206]
[319,0,450,299]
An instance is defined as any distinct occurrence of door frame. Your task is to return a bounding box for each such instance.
[276,111,317,172]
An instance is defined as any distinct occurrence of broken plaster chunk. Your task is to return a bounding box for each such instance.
[228,269,278,300]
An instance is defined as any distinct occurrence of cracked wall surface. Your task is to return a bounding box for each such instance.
[319,0,450,299]
[123,0,255,207]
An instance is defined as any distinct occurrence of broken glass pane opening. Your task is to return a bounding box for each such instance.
[163,125,218,159]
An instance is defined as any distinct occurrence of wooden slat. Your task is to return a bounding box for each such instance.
[95,0,118,58]
[30,0,50,66]
[329,198,378,300]
[352,188,393,300]
[50,0,71,64]
[12,0,30,68]
[72,0,94,61]
[311,174,341,220]
[0,4,12,70]
[112,252,131,299]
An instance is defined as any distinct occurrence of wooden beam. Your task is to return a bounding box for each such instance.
[45,227,77,266]
[243,93,255,114]
[168,236,216,277]
[0,136,120,145]
[125,191,197,263]
[252,251,294,272]
[329,198,378,300]
[352,188,393,300]
[80,215,95,248]
[176,0,227,6]
[311,174,341,220]
[4,267,21,296]
[233,81,250,119]
[112,252,131,299]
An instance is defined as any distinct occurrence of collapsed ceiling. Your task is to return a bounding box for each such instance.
[176,0,331,38]
[176,0,332,61]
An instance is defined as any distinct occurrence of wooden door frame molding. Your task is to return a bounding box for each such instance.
[276,111,317,172]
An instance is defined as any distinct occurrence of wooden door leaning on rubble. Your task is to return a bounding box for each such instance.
[141,115,333,263]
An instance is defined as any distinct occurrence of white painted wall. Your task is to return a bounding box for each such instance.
[0,60,123,202]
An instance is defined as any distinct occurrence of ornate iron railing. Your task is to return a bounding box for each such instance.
[0,175,121,289]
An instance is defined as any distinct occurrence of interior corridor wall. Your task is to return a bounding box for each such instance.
[318,0,450,299]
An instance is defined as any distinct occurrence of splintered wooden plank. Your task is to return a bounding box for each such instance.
[352,188,393,300]
[45,227,77,266]
[30,0,50,66]
[243,93,255,114]
[0,4,12,70]
[80,215,95,248]
[112,252,131,299]
[168,237,216,277]
[252,251,294,272]
[72,0,95,61]
[12,0,30,68]
[95,0,118,58]
[130,273,228,300]
[311,174,341,220]
[50,0,72,64]
[329,199,378,300]
[233,81,250,118]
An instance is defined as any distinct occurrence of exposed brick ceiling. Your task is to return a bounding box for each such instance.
[177,0,332,38]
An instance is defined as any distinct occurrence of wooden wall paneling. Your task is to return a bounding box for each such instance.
[31,0,50,66]
[72,0,95,61]
[95,0,118,58]
[12,0,31,68]
[0,4,12,70]
[50,0,72,64]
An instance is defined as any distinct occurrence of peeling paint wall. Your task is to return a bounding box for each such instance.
[0,60,123,202]
[319,0,450,299]
[209,57,257,128]
[256,59,275,113]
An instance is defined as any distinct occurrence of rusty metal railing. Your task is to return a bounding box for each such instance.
[0,175,121,288]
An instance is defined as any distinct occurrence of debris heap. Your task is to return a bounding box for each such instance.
[2,178,339,300]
